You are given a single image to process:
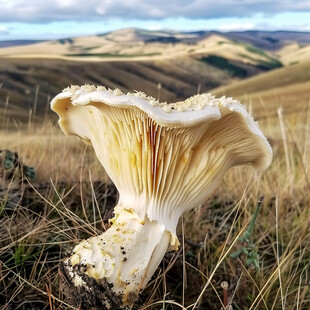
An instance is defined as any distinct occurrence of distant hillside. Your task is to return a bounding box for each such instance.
[211,60,310,118]
[0,29,284,85]
[2,28,310,69]
[223,30,310,50]
[276,43,310,65]
[0,40,43,48]
[0,56,238,122]
[3,29,310,50]
[0,29,283,69]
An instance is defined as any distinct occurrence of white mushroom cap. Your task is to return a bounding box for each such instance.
[51,85,272,233]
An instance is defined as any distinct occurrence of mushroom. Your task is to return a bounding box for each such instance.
[51,85,272,308]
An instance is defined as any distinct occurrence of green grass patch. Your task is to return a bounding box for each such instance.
[243,45,283,70]
[83,45,101,51]
[58,38,73,45]
[256,58,283,70]
[238,53,256,62]
[232,41,283,69]
[65,52,162,57]
[200,55,247,78]
[245,45,269,57]
[216,41,228,45]
[238,53,283,70]
[230,40,268,58]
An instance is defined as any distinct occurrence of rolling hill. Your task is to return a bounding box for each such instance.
[222,30,310,50]
[1,28,310,123]
[0,40,43,48]
[0,56,236,123]
[211,60,310,118]
[0,28,282,68]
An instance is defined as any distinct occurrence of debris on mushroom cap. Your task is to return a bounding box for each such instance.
[62,84,223,112]
[62,84,237,112]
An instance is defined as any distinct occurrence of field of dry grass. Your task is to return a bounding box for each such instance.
[1,28,310,308]
[0,72,309,309]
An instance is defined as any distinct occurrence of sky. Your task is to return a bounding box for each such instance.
[1,0,310,40]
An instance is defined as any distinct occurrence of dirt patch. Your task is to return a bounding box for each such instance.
[59,259,144,310]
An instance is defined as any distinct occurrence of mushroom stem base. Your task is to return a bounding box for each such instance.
[60,206,176,308]
[59,260,145,309]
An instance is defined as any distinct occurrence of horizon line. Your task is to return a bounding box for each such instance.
[1,27,310,42]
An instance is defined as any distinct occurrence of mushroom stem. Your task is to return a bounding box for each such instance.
[62,206,174,307]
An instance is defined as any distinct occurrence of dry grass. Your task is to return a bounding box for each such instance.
[0,85,309,310]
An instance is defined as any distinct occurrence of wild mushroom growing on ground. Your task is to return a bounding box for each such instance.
[51,85,272,309]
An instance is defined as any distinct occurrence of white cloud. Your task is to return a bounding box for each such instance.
[0,0,310,22]
[219,22,255,31]
[56,0,75,9]
[298,23,310,31]
[0,26,9,34]
[95,6,106,15]
[146,24,163,31]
